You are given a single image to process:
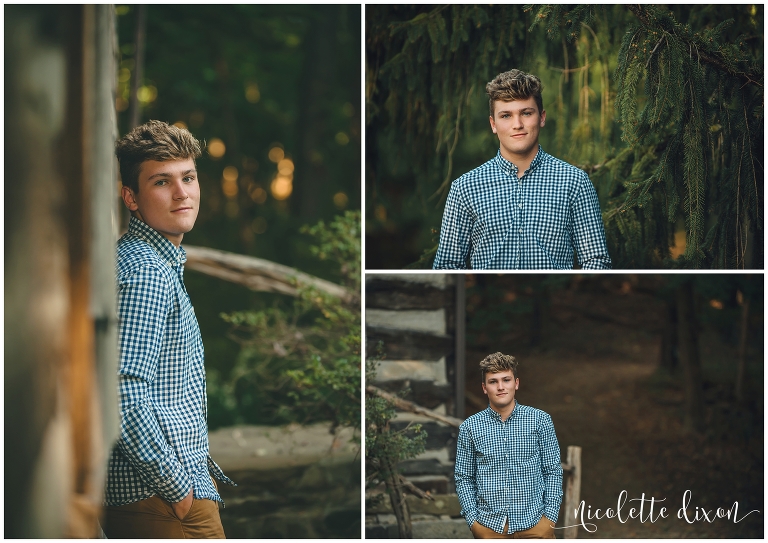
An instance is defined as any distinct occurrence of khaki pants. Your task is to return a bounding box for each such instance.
[102,494,226,539]
[471,515,556,539]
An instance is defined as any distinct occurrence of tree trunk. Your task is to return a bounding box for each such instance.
[658,299,678,371]
[735,294,750,402]
[383,456,413,538]
[294,7,337,220]
[675,280,704,433]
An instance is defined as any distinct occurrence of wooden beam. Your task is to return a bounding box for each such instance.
[183,245,355,303]
[366,385,463,428]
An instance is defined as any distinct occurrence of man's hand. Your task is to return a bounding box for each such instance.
[170,488,194,520]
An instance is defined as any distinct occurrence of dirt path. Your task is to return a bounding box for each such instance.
[465,285,763,538]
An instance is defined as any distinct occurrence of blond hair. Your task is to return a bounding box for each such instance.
[115,120,203,192]
[486,69,543,117]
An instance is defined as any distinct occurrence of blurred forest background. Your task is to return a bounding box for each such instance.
[366,5,763,269]
[463,273,762,537]
[115,5,361,429]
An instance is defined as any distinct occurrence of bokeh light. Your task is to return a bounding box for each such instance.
[222,177,238,198]
[270,175,293,200]
[245,82,261,103]
[248,183,267,204]
[277,158,294,176]
[375,205,387,222]
[207,138,226,158]
[137,85,157,104]
[333,192,348,209]
[222,166,238,182]
[173,121,188,130]
[268,146,284,163]
[118,68,131,83]
[335,132,349,145]
[116,97,129,112]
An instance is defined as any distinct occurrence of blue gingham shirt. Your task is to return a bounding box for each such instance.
[433,147,611,269]
[454,402,563,534]
[105,217,234,506]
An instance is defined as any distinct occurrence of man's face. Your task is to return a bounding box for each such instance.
[121,158,200,247]
[482,369,519,412]
[489,97,546,162]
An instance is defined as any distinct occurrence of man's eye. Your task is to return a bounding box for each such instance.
[523,112,532,116]
[183,176,195,183]
[155,179,168,186]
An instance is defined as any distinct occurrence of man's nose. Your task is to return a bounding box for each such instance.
[173,179,189,200]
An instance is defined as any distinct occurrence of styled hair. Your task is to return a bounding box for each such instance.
[486,69,543,117]
[115,120,203,192]
[479,352,519,383]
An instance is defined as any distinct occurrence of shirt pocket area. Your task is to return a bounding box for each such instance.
[512,429,538,464]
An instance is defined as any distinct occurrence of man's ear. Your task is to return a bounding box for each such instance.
[481,382,488,396]
[121,185,139,212]
[489,115,497,134]
[539,109,546,127]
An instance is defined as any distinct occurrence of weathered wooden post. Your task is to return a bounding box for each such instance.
[562,446,582,539]
[5,5,118,537]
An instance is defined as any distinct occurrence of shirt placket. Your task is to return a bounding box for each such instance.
[507,166,522,269]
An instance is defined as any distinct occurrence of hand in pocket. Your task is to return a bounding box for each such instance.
[171,489,194,520]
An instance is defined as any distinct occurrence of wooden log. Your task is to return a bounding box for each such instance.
[562,446,582,539]
[366,385,463,428]
[374,380,453,409]
[183,245,355,303]
[366,279,455,310]
[390,421,457,451]
[365,328,453,360]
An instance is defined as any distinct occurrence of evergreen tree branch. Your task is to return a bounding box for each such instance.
[626,4,762,88]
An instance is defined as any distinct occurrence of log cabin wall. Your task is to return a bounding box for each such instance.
[366,274,465,496]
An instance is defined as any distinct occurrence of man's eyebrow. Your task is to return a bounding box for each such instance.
[498,107,536,113]
[147,169,197,180]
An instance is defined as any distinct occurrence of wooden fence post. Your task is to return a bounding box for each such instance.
[562,446,582,539]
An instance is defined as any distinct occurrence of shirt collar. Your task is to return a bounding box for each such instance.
[127,216,187,267]
[494,145,545,177]
[485,400,519,421]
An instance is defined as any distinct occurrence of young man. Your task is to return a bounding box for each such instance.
[102,120,234,538]
[433,69,611,269]
[455,353,562,539]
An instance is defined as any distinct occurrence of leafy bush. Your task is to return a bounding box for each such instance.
[209,211,360,429]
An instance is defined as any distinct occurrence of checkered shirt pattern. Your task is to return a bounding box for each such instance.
[433,146,611,269]
[105,217,234,507]
[454,402,563,534]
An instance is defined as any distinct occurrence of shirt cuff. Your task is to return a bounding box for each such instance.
[544,505,559,525]
[154,462,192,503]
[463,510,478,529]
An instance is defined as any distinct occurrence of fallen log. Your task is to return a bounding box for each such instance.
[183,245,355,303]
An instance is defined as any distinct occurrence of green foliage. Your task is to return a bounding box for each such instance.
[365,347,427,493]
[300,210,361,291]
[367,5,763,269]
[210,213,361,429]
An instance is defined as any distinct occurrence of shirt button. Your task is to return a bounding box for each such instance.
[519,228,523,233]
[519,204,523,208]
